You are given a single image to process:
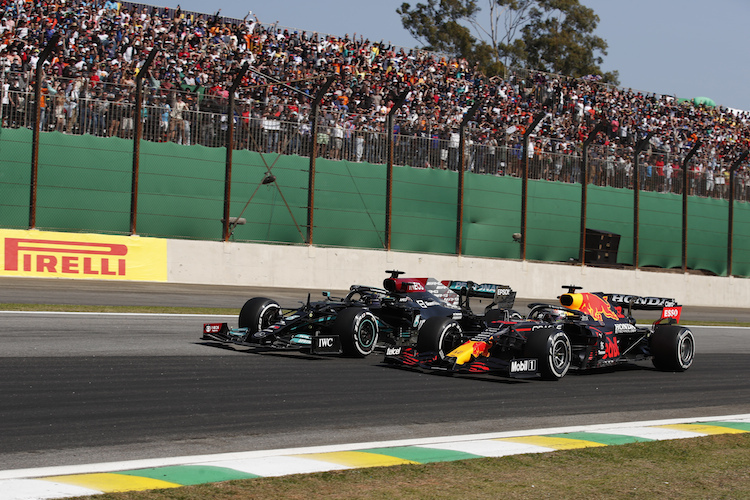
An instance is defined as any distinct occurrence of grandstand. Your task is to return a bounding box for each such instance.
[1,0,749,199]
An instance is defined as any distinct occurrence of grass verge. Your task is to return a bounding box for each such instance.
[71,433,750,499]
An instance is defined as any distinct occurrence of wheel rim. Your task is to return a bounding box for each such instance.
[678,335,694,365]
[441,327,463,354]
[259,306,279,330]
[357,319,376,349]
[551,338,569,371]
[443,328,463,352]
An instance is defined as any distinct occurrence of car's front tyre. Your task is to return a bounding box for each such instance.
[334,307,379,357]
[416,316,464,360]
[238,297,281,334]
[524,329,571,380]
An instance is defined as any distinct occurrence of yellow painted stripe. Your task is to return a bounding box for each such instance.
[293,451,418,468]
[42,473,181,492]
[497,436,608,450]
[656,424,748,435]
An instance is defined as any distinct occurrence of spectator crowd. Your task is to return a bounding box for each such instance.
[2,0,750,200]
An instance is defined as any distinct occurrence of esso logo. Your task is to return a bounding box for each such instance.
[663,308,680,318]
[660,306,682,323]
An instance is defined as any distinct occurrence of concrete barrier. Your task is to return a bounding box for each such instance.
[167,239,750,307]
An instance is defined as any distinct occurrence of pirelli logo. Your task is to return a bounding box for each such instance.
[0,229,167,281]
[5,238,127,276]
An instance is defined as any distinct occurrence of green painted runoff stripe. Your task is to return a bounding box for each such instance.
[546,432,654,445]
[704,421,750,432]
[359,446,484,464]
[116,465,260,485]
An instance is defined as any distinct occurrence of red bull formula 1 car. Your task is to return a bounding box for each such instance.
[201,271,518,357]
[383,285,694,380]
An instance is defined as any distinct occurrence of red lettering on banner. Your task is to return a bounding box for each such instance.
[37,255,57,273]
[61,256,79,274]
[101,259,116,276]
[3,238,128,276]
[83,257,98,275]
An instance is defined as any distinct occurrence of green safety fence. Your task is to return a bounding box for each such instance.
[0,127,745,277]
[0,127,32,230]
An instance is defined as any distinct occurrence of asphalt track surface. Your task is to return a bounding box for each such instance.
[2,278,750,473]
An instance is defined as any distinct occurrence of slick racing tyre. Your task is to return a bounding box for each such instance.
[416,316,464,360]
[238,297,281,334]
[524,329,572,380]
[334,307,379,357]
[650,325,695,371]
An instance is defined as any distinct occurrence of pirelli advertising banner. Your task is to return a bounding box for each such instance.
[0,229,167,282]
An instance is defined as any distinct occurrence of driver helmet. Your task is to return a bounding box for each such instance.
[543,308,570,323]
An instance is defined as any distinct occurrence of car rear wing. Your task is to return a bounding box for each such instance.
[604,293,678,310]
[444,281,516,308]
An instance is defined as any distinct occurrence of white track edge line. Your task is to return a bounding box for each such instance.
[1,413,748,480]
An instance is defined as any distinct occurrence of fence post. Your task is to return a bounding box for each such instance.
[221,62,249,242]
[519,109,549,260]
[29,34,59,229]
[385,91,408,251]
[130,47,158,235]
[306,76,336,245]
[456,99,482,255]
[681,141,702,272]
[728,150,750,276]
[579,121,608,265]
[632,132,653,269]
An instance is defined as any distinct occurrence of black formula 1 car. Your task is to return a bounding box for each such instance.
[201,271,519,357]
[383,285,695,380]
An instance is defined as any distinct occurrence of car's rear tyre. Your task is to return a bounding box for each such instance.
[650,325,695,371]
[334,307,379,357]
[238,297,281,333]
[416,316,464,360]
[524,329,571,380]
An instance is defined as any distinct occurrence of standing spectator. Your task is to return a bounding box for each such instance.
[448,128,460,170]
[121,95,134,139]
[169,92,188,144]
[330,117,344,160]
[715,167,725,198]
[65,78,83,134]
[655,157,665,192]
[262,108,281,153]
[316,114,330,158]
[665,161,674,194]
[54,93,66,132]
[705,166,715,198]
[109,94,124,137]
[159,97,171,142]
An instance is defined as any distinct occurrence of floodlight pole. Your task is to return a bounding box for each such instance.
[681,141,701,272]
[456,99,482,255]
[29,34,59,229]
[130,47,159,235]
[222,62,249,242]
[579,121,608,265]
[519,109,548,260]
[727,150,749,276]
[385,91,408,250]
[306,75,336,245]
[632,132,654,269]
